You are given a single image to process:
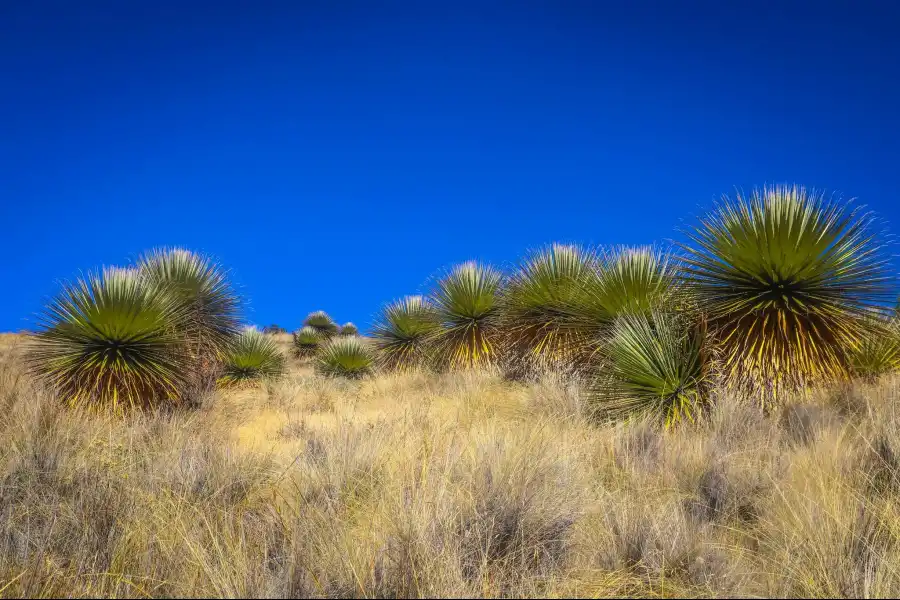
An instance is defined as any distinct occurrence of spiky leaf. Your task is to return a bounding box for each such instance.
[339,322,359,336]
[303,310,339,338]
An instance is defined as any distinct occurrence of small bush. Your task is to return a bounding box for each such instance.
[292,326,322,358]
[338,322,359,336]
[303,310,339,338]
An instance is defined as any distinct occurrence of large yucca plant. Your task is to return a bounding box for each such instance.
[590,311,709,426]
[29,268,189,411]
[430,261,503,369]
[292,325,322,358]
[138,247,241,358]
[338,322,359,336]
[303,310,339,338]
[371,295,440,370]
[501,244,596,365]
[220,328,285,386]
[680,185,891,397]
[316,335,375,379]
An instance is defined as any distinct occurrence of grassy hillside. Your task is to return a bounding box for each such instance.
[3,332,900,597]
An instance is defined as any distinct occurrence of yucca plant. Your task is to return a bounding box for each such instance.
[292,325,322,358]
[138,248,241,352]
[500,244,596,365]
[220,328,285,386]
[339,322,359,336]
[29,268,189,411]
[316,335,375,378]
[849,316,900,381]
[303,310,339,338]
[680,185,891,398]
[371,295,441,370]
[430,261,503,369]
[589,311,710,426]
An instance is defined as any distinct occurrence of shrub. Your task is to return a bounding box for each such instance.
[680,185,890,399]
[292,326,322,358]
[430,261,503,369]
[219,328,285,386]
[28,268,188,411]
[316,336,375,379]
[371,295,440,370]
[849,316,900,381]
[303,310,339,338]
[263,324,287,334]
[588,311,710,426]
[339,322,359,336]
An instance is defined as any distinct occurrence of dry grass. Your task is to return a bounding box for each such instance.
[2,332,900,597]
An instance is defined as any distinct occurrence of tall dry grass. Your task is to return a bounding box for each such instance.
[2,332,900,597]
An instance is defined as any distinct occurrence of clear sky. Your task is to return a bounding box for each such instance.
[2,1,899,332]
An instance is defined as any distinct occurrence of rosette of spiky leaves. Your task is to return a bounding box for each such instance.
[220,328,285,386]
[29,268,189,411]
[589,311,710,427]
[138,247,241,359]
[339,322,359,336]
[316,335,375,379]
[680,185,892,397]
[501,244,597,365]
[303,310,339,338]
[371,295,440,370]
[430,261,503,369]
[849,315,900,381]
[292,326,321,358]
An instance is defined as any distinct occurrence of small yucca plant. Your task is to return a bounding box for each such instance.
[849,316,900,381]
[681,185,891,397]
[29,268,189,411]
[338,322,359,336]
[316,335,375,379]
[292,325,321,358]
[371,295,440,370]
[220,328,285,386]
[303,310,339,338]
[138,248,241,357]
[430,261,503,369]
[589,311,709,426]
[501,244,596,365]
[568,246,675,328]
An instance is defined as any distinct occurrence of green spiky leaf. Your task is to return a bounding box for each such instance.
[292,325,322,358]
[303,310,339,338]
[339,322,359,336]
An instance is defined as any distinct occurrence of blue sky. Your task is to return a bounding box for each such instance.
[2,1,899,332]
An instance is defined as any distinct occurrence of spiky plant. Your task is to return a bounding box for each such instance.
[500,244,597,365]
[430,261,503,369]
[303,310,339,338]
[292,326,321,358]
[220,328,285,386]
[590,311,710,426]
[339,322,359,336]
[680,185,891,397]
[849,316,900,381]
[29,268,189,411]
[371,295,441,370]
[568,246,675,326]
[138,247,241,359]
[316,335,375,379]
